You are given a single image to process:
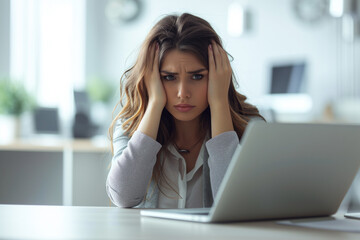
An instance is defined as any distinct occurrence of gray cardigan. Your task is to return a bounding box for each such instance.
[106,124,239,208]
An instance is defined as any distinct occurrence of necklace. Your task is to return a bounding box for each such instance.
[174,135,204,154]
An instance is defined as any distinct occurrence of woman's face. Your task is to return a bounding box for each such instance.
[160,49,209,122]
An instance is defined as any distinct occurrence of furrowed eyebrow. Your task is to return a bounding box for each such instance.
[160,71,178,75]
[160,69,207,74]
[187,68,207,74]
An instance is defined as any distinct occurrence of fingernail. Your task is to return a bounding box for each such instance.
[156,43,159,49]
[209,44,212,50]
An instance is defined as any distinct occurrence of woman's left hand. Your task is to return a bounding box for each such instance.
[207,40,232,107]
[207,40,234,137]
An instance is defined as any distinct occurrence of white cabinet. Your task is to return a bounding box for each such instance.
[0,139,111,206]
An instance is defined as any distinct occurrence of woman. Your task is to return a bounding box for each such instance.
[106,13,264,208]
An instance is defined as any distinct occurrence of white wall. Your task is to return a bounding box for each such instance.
[86,0,358,119]
[0,0,10,77]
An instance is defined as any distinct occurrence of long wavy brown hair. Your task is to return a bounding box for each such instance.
[109,13,264,196]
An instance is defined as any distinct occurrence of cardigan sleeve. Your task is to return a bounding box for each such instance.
[106,123,162,207]
[205,131,239,199]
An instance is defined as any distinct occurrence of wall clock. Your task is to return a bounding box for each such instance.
[293,0,328,24]
[105,0,143,24]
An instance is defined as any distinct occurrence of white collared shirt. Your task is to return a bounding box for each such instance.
[157,141,207,208]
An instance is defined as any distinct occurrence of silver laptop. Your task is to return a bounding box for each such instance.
[141,122,360,223]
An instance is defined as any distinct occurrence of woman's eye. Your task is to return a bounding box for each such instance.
[192,74,203,80]
[162,75,175,81]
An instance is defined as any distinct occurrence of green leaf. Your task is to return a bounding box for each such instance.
[0,78,35,116]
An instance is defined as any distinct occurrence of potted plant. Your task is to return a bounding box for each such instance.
[0,78,34,142]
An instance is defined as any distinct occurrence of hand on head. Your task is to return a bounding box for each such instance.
[207,40,232,107]
[144,42,167,108]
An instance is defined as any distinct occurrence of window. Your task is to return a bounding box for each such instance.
[10,0,86,129]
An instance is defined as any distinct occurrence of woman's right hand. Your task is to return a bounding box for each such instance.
[144,43,167,109]
[138,43,166,140]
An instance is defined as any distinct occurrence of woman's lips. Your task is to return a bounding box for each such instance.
[174,104,195,112]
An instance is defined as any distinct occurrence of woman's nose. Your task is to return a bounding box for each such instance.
[177,80,191,99]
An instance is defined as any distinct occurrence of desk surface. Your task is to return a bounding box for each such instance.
[0,204,359,240]
[0,138,109,152]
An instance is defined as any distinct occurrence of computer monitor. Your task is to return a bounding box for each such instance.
[34,107,60,134]
[270,62,306,94]
[72,90,98,138]
[74,90,91,114]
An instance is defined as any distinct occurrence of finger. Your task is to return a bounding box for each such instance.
[153,43,160,71]
[208,43,215,72]
[219,47,231,70]
[212,40,222,69]
[150,42,157,70]
[146,44,154,73]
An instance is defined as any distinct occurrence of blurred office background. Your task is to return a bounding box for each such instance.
[0,0,359,208]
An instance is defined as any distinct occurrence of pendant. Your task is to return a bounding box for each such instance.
[178,149,190,154]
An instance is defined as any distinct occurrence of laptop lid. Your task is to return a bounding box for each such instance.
[141,122,360,223]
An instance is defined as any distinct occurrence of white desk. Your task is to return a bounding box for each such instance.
[0,204,359,239]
